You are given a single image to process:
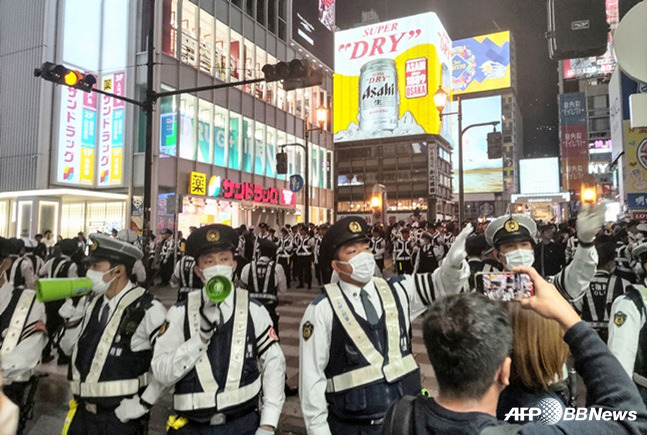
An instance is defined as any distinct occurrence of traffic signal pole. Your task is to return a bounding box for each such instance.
[143,0,155,235]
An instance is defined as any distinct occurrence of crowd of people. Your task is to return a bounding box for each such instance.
[1,204,647,434]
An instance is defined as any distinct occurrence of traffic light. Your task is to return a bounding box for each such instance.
[487,131,503,159]
[262,59,324,91]
[34,62,97,92]
[276,152,288,174]
[581,184,597,204]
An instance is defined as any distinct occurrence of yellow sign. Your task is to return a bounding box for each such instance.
[189,171,207,196]
[333,12,452,143]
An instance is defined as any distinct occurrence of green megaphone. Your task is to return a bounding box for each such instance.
[204,275,233,303]
[35,277,93,303]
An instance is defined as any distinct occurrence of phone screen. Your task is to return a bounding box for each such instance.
[475,272,534,301]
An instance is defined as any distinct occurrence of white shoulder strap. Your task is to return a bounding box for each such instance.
[0,290,36,355]
[187,290,219,394]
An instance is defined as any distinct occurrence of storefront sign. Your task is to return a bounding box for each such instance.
[57,84,97,185]
[631,210,647,221]
[626,121,647,210]
[189,171,207,196]
[98,71,125,186]
[559,93,589,191]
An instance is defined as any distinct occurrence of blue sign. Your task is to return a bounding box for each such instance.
[289,174,305,193]
[559,93,587,126]
[628,194,647,209]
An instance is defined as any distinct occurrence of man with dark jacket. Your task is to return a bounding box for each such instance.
[533,223,566,277]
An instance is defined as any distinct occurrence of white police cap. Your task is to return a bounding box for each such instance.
[485,214,537,248]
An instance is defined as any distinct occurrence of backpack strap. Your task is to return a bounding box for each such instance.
[480,424,522,435]
[383,395,416,435]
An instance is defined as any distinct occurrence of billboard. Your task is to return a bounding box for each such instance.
[559,93,589,191]
[292,0,335,68]
[519,158,560,194]
[98,71,125,186]
[452,31,511,95]
[333,12,452,143]
[625,122,647,209]
[452,96,503,193]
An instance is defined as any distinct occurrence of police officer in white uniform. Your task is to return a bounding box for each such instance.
[117,229,147,285]
[299,216,473,435]
[0,238,47,411]
[59,233,168,434]
[152,224,286,434]
[608,241,647,405]
[483,203,605,303]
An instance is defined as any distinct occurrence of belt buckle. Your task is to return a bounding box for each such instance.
[85,403,97,414]
[369,418,384,426]
[210,413,226,426]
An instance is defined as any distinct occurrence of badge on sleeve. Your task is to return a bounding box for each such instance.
[614,312,627,327]
[157,321,169,337]
[302,321,314,341]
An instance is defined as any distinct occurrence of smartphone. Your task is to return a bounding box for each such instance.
[475,272,534,301]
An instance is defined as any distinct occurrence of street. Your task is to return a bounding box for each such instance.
[23,275,439,435]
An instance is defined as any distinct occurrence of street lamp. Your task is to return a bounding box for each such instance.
[433,86,500,224]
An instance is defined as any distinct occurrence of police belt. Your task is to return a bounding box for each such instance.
[70,373,149,398]
[173,377,262,411]
[78,399,121,414]
[330,413,385,426]
[634,373,647,389]
[586,321,609,329]
[248,293,278,302]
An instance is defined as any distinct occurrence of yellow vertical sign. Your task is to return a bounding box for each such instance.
[189,171,207,196]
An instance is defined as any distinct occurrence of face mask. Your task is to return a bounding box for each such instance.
[86,268,116,294]
[202,264,233,283]
[503,249,535,270]
[336,252,376,284]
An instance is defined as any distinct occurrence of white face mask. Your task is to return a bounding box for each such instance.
[503,249,535,270]
[202,264,233,283]
[86,268,116,294]
[336,252,376,284]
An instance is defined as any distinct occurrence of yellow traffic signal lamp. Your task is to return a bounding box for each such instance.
[581,184,597,204]
[34,62,96,92]
[64,70,82,86]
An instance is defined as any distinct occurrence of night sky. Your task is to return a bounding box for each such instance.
[336,0,560,157]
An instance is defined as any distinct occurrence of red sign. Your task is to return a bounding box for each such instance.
[405,58,428,98]
[219,178,296,207]
[631,211,647,222]
[560,124,589,158]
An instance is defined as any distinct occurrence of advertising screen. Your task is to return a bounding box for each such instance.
[451,96,503,193]
[452,31,511,95]
[333,12,452,143]
[292,0,335,68]
[520,158,560,194]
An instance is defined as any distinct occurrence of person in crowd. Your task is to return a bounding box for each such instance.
[383,266,647,434]
[152,224,286,434]
[299,216,473,434]
[254,222,271,260]
[608,241,647,405]
[268,228,278,244]
[176,231,186,259]
[313,225,328,286]
[369,227,386,273]
[614,228,639,283]
[483,205,605,304]
[39,238,79,364]
[627,219,642,244]
[77,232,89,256]
[496,302,571,421]
[576,238,631,343]
[169,252,203,303]
[0,238,47,412]
[43,230,56,256]
[533,223,566,277]
[33,234,47,261]
[8,239,36,291]
[291,225,300,282]
[117,229,147,286]
[413,232,439,275]
[393,228,414,275]
[294,225,314,289]
[276,227,293,288]
[59,233,167,433]
[465,234,490,291]
[158,228,175,286]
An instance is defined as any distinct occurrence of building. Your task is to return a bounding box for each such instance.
[0,0,334,238]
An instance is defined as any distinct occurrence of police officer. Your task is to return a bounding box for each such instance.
[169,253,203,303]
[615,228,639,283]
[8,239,36,290]
[159,228,176,286]
[393,228,414,275]
[369,227,386,273]
[299,216,472,434]
[294,225,314,289]
[254,222,271,260]
[276,227,293,288]
[575,239,631,343]
[117,229,147,286]
[313,225,328,286]
[152,224,286,434]
[484,204,605,303]
[0,238,47,410]
[608,241,647,405]
[59,233,168,434]
[412,232,439,275]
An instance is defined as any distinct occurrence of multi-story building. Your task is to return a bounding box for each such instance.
[0,0,334,238]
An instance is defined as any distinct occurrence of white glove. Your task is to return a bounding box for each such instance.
[255,427,275,435]
[576,202,607,243]
[199,294,221,341]
[114,395,148,423]
[59,296,87,322]
[443,224,474,268]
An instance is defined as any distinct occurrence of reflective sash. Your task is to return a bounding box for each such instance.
[0,290,36,355]
[70,287,150,398]
[174,289,261,411]
[250,262,277,303]
[324,278,418,393]
[632,285,647,386]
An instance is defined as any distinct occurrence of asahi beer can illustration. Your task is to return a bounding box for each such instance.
[359,59,399,133]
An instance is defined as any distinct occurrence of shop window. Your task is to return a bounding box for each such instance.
[179,94,197,160]
[199,9,214,74]
[214,19,228,79]
[319,148,325,188]
[17,201,33,238]
[242,117,254,173]
[266,127,277,178]
[254,122,266,175]
[39,201,59,240]
[61,203,85,238]
[180,1,198,66]
[255,47,266,99]
[197,99,213,163]
[159,91,178,156]
[243,39,255,94]
[229,112,242,170]
[162,0,178,56]
[246,0,254,16]
[230,31,242,80]
[295,88,304,119]
[213,105,228,167]
[268,0,277,33]
[278,82,287,112]
[0,201,7,237]
[257,0,266,26]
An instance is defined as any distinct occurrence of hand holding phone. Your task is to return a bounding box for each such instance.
[476,272,534,301]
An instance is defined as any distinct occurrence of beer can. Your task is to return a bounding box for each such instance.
[359,59,399,132]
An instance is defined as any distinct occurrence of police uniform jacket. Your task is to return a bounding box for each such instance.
[240,257,288,305]
[575,270,630,331]
[370,237,386,260]
[0,274,46,385]
[151,287,286,428]
[60,282,168,407]
[299,258,469,435]
[276,236,294,258]
[39,255,78,278]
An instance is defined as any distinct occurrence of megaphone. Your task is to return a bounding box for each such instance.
[35,277,93,303]
[204,275,232,303]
